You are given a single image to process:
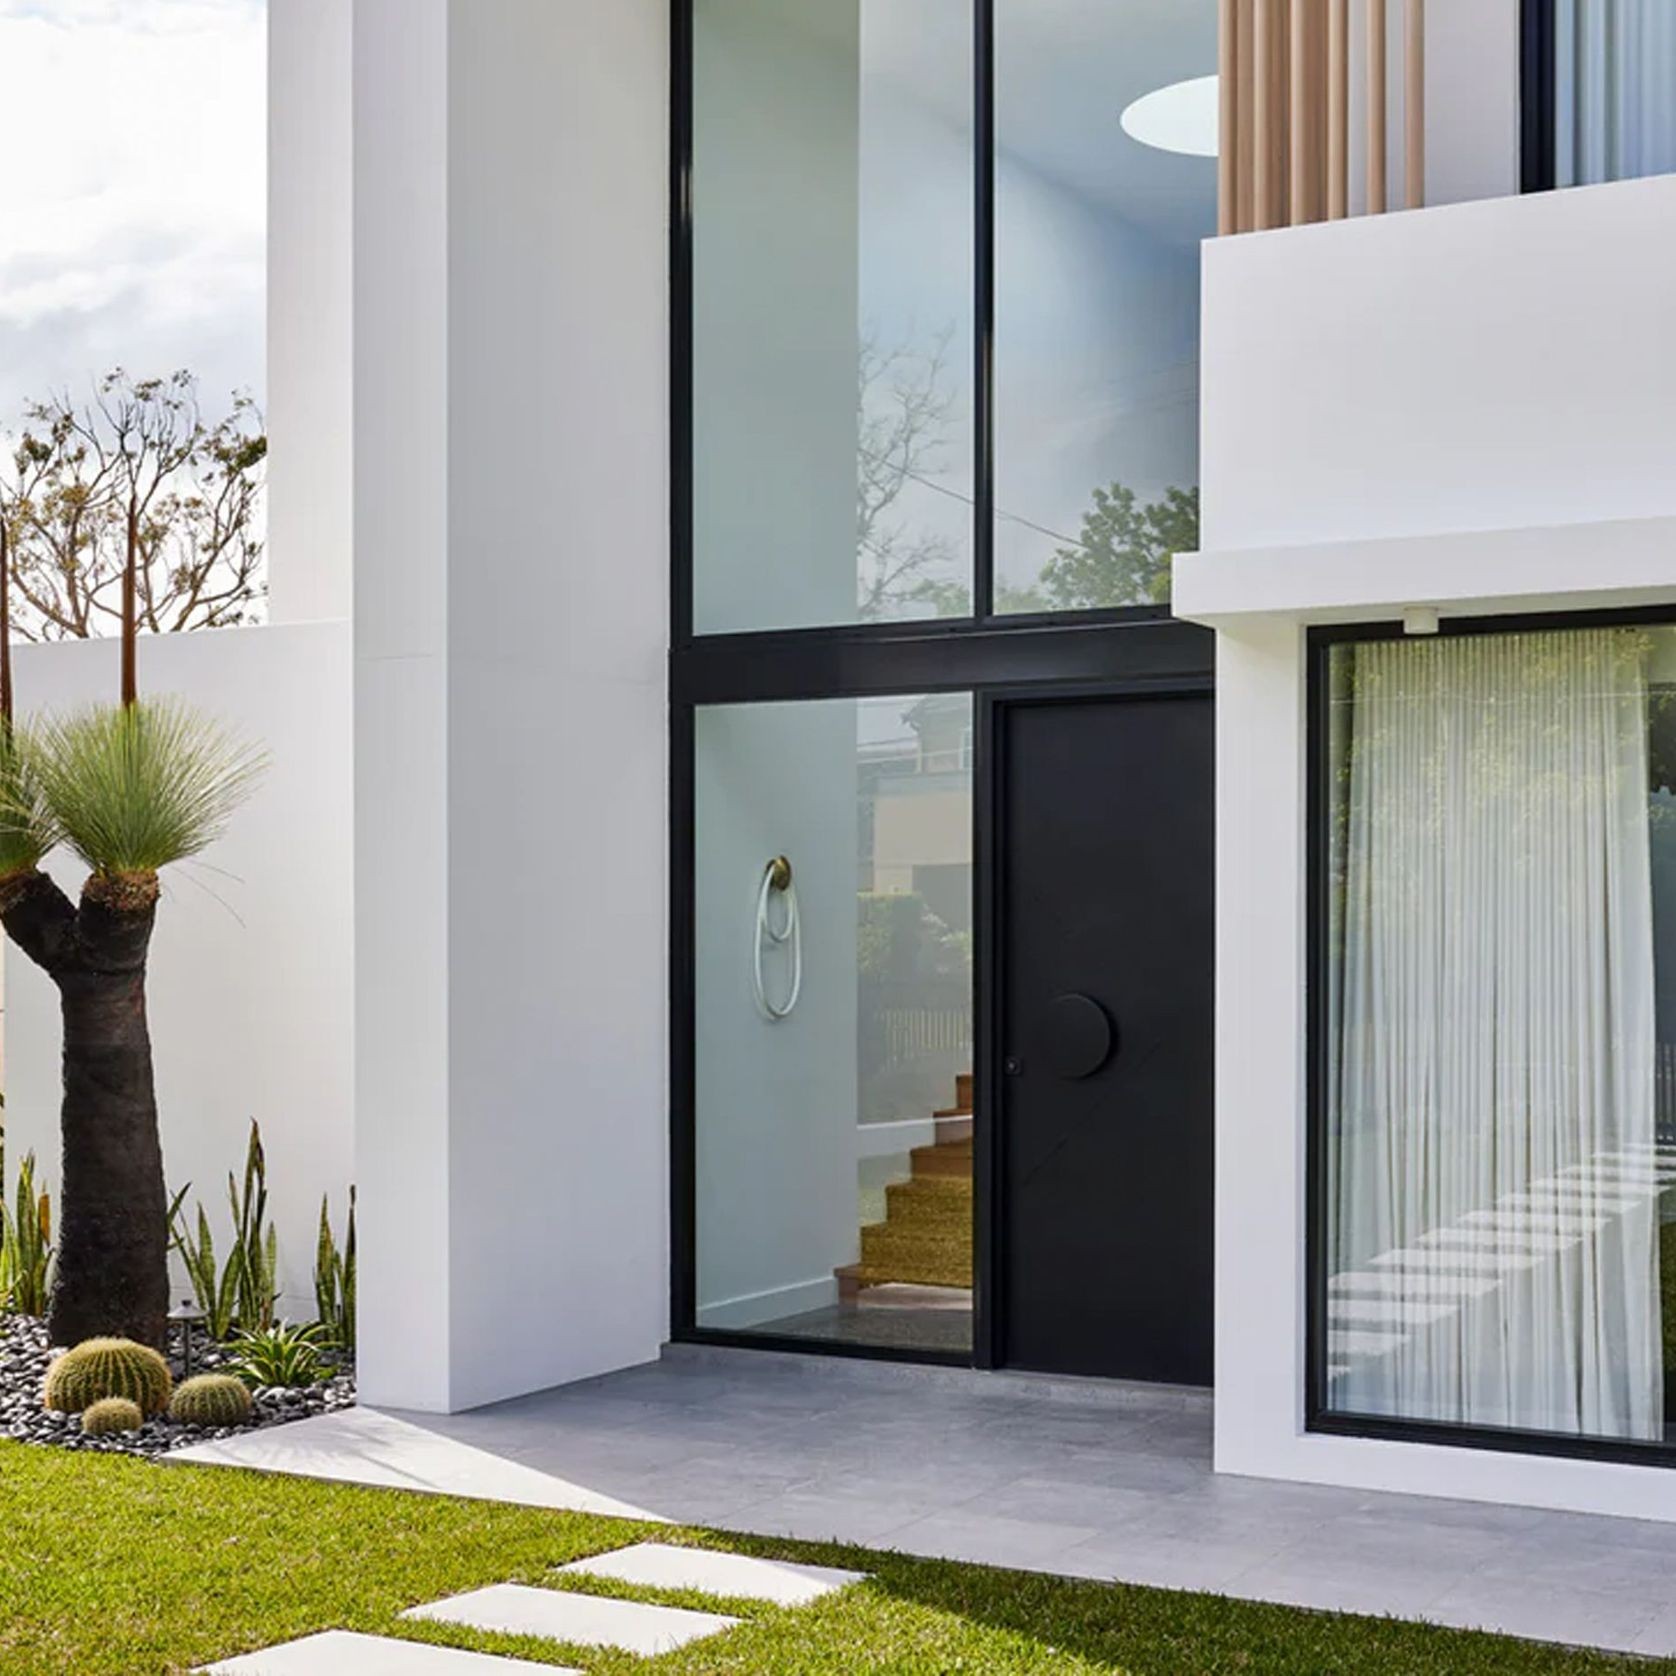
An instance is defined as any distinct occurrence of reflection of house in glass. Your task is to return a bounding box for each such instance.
[842,697,975,1344]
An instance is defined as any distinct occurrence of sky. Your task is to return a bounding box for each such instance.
[0,0,265,424]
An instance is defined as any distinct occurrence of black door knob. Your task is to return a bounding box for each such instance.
[1042,992,1115,1080]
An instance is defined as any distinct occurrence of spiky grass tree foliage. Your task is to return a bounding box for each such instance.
[0,701,265,1348]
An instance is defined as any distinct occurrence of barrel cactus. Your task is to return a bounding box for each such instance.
[81,1397,145,1436]
[169,1373,253,1427]
[43,1337,172,1417]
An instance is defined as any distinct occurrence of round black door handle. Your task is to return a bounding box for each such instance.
[1042,992,1115,1080]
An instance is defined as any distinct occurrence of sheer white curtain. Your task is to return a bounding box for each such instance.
[1556,0,1676,186]
[1327,629,1661,1441]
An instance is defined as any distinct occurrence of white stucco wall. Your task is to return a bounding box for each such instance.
[353,0,669,1414]
[267,0,353,626]
[1201,174,1676,553]
[1185,175,1676,1522]
[4,624,354,1320]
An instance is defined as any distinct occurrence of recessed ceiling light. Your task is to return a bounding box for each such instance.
[1120,74,1219,157]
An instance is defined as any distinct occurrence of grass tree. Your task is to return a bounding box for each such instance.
[0,419,263,1349]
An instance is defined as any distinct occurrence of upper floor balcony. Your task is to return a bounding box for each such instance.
[1179,2,1676,627]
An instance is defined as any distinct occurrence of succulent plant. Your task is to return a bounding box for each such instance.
[169,1373,253,1427]
[80,1396,145,1436]
[43,1337,173,1417]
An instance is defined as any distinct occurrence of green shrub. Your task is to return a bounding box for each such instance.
[229,1321,331,1390]
[168,1119,279,1341]
[43,1338,172,1416]
[0,1150,52,1317]
[168,1373,253,1427]
[314,1186,356,1354]
[80,1396,145,1436]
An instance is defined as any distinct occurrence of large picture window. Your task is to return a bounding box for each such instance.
[684,0,1214,635]
[1316,620,1676,1454]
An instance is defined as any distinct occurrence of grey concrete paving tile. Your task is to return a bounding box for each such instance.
[1222,1566,1457,1620]
[1059,1528,1293,1593]
[198,1632,576,1673]
[885,1509,1104,1570]
[403,1584,738,1656]
[557,1542,865,1604]
[717,1488,925,1547]
[1424,1578,1660,1654]
[1629,1605,1676,1659]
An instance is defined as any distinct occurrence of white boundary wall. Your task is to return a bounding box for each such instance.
[4,624,355,1318]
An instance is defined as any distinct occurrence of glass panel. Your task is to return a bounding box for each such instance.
[992,2,1213,615]
[1552,0,1676,188]
[695,694,974,1354]
[1321,624,1676,1446]
[691,1,974,633]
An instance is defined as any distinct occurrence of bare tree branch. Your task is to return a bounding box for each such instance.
[0,371,267,647]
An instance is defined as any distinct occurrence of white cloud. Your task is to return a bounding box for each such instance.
[0,0,264,414]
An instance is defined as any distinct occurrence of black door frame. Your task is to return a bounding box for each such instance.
[670,650,1214,1372]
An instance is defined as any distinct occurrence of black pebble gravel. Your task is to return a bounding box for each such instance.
[0,1313,355,1460]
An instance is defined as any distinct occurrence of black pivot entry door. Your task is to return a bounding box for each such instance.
[996,692,1214,1385]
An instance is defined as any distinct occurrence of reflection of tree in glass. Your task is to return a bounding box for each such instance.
[857,327,963,620]
[1005,482,1200,614]
[854,326,1202,618]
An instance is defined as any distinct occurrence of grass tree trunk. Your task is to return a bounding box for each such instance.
[0,869,168,1349]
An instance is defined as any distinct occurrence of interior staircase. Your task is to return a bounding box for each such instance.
[837,1075,973,1299]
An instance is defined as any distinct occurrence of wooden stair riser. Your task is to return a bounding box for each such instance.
[911,1142,972,1181]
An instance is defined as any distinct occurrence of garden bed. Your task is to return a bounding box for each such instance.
[0,1313,353,1460]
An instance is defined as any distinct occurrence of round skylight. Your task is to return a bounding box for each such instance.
[1120,74,1220,158]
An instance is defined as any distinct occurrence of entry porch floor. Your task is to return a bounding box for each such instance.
[173,1344,1676,1659]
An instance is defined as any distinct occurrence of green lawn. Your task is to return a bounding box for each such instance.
[0,1440,1665,1676]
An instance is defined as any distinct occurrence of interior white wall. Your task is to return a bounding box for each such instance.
[353,0,668,1414]
[691,0,859,635]
[694,704,858,1329]
[4,625,354,1321]
[1188,175,1676,1521]
[267,0,353,625]
[993,147,1201,598]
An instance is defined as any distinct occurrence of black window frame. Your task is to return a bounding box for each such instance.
[667,0,1215,1367]
[1521,0,1559,193]
[1305,606,1676,1472]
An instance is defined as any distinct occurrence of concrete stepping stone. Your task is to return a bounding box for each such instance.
[404,1584,738,1656]
[557,1541,866,1606]
[198,1630,575,1673]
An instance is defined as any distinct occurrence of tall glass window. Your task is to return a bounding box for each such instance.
[695,694,974,1354]
[1549,1,1676,187]
[691,1,974,633]
[1320,623,1676,1449]
[992,2,1214,614]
